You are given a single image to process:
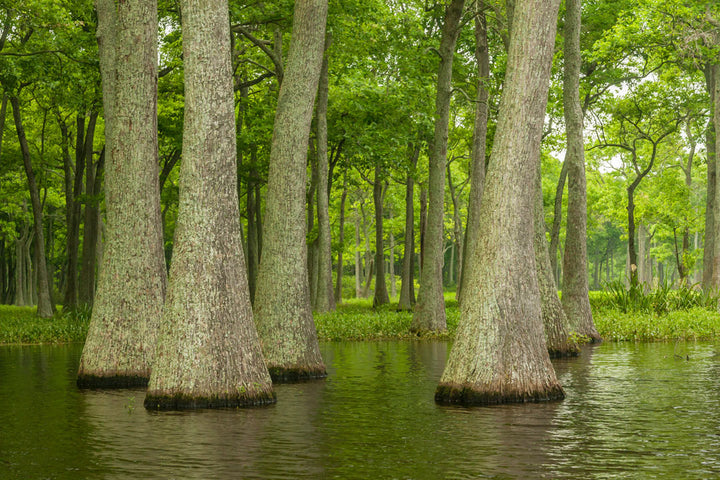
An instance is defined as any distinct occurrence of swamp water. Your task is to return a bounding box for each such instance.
[1,341,720,479]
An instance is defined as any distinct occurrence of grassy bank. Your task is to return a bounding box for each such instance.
[0,305,90,345]
[3,290,720,345]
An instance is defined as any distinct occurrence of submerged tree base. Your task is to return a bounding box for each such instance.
[547,345,581,358]
[434,382,565,406]
[77,373,149,389]
[144,390,277,410]
[268,365,327,383]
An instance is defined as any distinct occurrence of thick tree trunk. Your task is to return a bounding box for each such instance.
[398,145,419,310]
[373,164,390,307]
[146,0,274,409]
[254,0,328,382]
[436,0,564,405]
[458,3,489,305]
[561,0,599,341]
[536,162,578,357]
[314,34,335,312]
[10,96,54,318]
[411,0,464,333]
[78,0,167,387]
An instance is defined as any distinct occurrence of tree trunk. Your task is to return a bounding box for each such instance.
[458,3,490,305]
[703,117,715,289]
[398,144,419,310]
[561,0,599,341]
[10,96,54,318]
[373,164,390,307]
[64,112,97,311]
[334,172,348,304]
[436,0,564,405]
[146,0,274,409]
[78,147,103,307]
[389,230,396,299]
[711,63,720,293]
[411,0,464,333]
[549,161,568,285]
[307,144,319,307]
[314,34,335,312]
[447,164,463,290]
[354,210,362,298]
[246,163,259,304]
[536,161,578,357]
[78,0,167,388]
[254,0,328,382]
[419,185,427,275]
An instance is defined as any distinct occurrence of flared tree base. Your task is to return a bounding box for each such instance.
[547,345,581,359]
[144,390,276,410]
[435,382,565,406]
[77,373,149,389]
[268,365,327,383]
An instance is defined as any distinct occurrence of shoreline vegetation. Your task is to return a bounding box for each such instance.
[3,284,720,345]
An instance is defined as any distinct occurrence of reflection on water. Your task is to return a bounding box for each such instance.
[1,341,720,479]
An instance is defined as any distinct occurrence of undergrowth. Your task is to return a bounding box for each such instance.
[0,305,91,345]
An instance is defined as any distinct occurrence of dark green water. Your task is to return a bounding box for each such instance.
[1,341,720,479]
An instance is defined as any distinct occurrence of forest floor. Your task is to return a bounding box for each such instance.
[2,292,720,345]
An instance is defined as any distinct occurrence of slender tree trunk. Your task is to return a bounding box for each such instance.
[307,146,319,307]
[246,164,259,304]
[78,147,103,306]
[436,0,564,405]
[419,186,427,275]
[354,210,362,298]
[373,164,390,307]
[446,165,463,290]
[561,0,599,341]
[78,0,167,387]
[314,33,335,312]
[398,144,419,310]
[549,161,568,285]
[360,202,373,298]
[458,4,490,305]
[704,119,716,289]
[711,63,720,294]
[389,230,396,299]
[254,0,328,382]
[334,172,348,304]
[536,161,578,357]
[64,112,97,311]
[10,96,54,318]
[146,0,274,409]
[412,0,465,333]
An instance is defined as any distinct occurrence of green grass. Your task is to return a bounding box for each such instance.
[3,285,720,345]
[0,305,90,345]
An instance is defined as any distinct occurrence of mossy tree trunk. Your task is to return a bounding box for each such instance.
[561,0,600,342]
[254,0,328,382]
[77,0,167,387]
[314,34,335,313]
[703,113,715,289]
[436,0,564,405]
[10,95,55,319]
[145,0,274,409]
[457,2,489,305]
[535,162,578,357]
[411,0,464,333]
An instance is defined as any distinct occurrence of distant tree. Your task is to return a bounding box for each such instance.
[145,0,274,409]
[436,0,564,405]
[77,0,167,387]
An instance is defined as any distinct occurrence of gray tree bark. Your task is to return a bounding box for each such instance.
[314,34,335,312]
[457,1,489,305]
[561,0,600,341]
[77,0,167,387]
[145,0,274,409]
[254,0,328,382]
[703,116,716,289]
[334,172,348,304]
[10,96,54,319]
[398,144,419,310]
[373,164,390,307]
[436,0,564,405]
[536,162,578,357]
[411,0,464,333]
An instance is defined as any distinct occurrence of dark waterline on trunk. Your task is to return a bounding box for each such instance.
[2,341,720,478]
